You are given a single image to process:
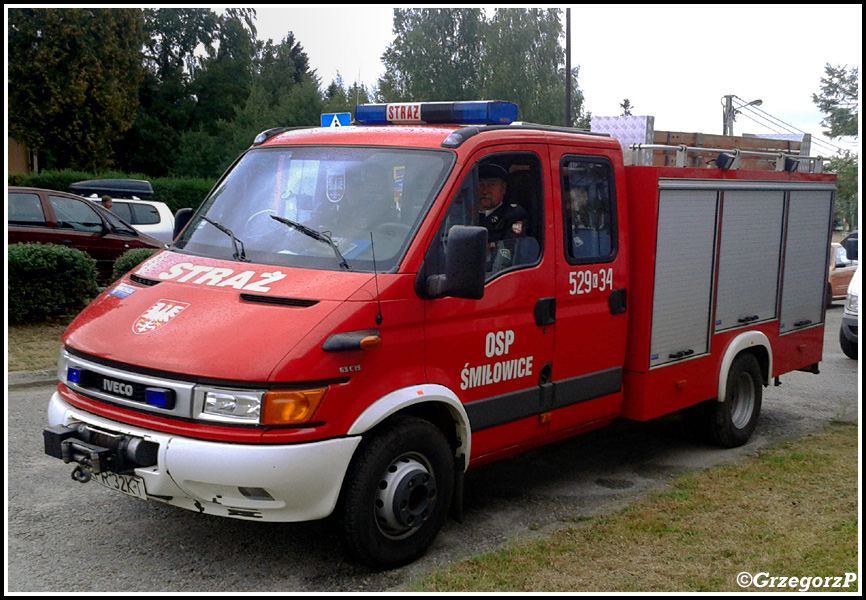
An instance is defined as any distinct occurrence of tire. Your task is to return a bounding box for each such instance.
[839,326,858,360]
[337,416,454,570]
[708,353,763,448]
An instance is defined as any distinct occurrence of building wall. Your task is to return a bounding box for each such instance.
[8,138,37,175]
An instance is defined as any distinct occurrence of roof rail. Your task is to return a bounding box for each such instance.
[629,144,826,173]
[441,122,610,148]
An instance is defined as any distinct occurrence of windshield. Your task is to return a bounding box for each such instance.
[175,146,452,272]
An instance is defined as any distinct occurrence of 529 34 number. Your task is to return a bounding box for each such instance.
[568,268,613,296]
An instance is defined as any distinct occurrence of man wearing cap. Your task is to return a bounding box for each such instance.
[478,163,528,242]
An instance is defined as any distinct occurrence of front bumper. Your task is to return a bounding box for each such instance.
[46,392,361,522]
[841,312,858,343]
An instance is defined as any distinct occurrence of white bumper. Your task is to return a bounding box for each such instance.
[48,392,361,522]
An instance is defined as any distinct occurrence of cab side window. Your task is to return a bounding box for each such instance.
[432,152,543,280]
[561,157,616,263]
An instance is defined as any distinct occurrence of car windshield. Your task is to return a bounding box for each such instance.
[175,146,452,272]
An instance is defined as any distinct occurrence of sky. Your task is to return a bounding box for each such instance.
[253,4,861,157]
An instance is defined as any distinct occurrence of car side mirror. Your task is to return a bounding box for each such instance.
[173,208,194,241]
[424,225,487,300]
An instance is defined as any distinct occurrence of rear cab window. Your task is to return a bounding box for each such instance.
[560,156,617,263]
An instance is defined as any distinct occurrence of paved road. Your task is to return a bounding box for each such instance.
[6,306,858,592]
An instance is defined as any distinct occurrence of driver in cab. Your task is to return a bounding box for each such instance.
[478,163,529,271]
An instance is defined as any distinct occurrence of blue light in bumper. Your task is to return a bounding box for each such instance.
[355,101,518,125]
[67,367,81,384]
[145,388,171,408]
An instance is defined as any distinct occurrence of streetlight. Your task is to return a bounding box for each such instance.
[722,95,763,135]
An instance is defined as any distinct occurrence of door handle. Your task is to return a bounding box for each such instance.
[535,297,556,326]
[609,288,627,315]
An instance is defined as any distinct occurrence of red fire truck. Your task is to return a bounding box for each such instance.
[43,101,835,569]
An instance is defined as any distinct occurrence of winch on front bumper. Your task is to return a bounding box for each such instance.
[43,422,159,482]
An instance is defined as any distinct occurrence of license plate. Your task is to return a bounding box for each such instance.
[91,471,148,501]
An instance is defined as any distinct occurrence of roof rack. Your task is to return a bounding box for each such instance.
[69,179,154,199]
[629,144,826,173]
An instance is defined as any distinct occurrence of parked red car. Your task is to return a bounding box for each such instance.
[827,242,858,306]
[8,186,164,280]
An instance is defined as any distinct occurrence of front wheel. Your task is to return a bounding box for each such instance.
[709,353,763,448]
[336,416,454,570]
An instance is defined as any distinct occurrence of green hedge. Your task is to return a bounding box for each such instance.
[111,248,160,282]
[8,243,100,324]
[8,170,215,214]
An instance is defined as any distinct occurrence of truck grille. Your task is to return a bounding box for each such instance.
[59,349,194,418]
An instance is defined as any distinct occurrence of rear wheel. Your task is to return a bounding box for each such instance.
[709,353,763,447]
[337,416,454,570]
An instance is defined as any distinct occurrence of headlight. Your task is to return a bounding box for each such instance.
[196,387,263,424]
[845,291,858,314]
[195,386,326,425]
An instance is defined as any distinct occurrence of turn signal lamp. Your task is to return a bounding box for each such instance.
[355,101,518,126]
[262,389,326,425]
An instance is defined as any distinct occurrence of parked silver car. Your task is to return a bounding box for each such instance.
[70,179,176,245]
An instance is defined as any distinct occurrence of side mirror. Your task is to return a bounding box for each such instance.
[173,208,194,241]
[425,225,487,300]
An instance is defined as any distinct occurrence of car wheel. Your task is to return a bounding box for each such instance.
[337,416,454,570]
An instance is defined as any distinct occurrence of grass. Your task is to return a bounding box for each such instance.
[409,422,860,592]
[7,318,73,372]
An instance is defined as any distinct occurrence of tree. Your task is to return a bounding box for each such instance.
[324,75,373,115]
[812,64,859,231]
[812,64,859,139]
[378,9,484,102]
[828,151,858,231]
[482,9,569,125]
[189,9,258,134]
[115,8,219,176]
[378,9,587,127]
[256,33,312,106]
[620,99,633,116]
[8,8,145,170]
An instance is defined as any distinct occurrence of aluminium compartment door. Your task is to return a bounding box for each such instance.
[779,189,834,334]
[714,190,785,331]
[649,189,719,368]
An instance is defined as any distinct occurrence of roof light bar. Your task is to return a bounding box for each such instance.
[355,101,518,126]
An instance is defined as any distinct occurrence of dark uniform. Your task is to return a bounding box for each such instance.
[480,202,529,243]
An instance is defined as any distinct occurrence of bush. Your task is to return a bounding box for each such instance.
[151,177,215,213]
[8,243,100,324]
[8,170,215,214]
[112,248,160,282]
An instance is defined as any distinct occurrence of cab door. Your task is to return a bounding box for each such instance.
[422,147,555,462]
[545,149,629,436]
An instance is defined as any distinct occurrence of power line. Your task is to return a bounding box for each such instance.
[731,98,847,156]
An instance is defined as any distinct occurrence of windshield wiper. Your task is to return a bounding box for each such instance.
[270,215,352,271]
[201,216,249,262]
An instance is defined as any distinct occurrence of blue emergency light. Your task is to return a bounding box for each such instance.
[145,387,173,409]
[355,101,518,126]
[67,367,81,384]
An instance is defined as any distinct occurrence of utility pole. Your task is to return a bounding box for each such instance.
[723,94,762,135]
[565,8,571,127]
[722,95,735,135]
